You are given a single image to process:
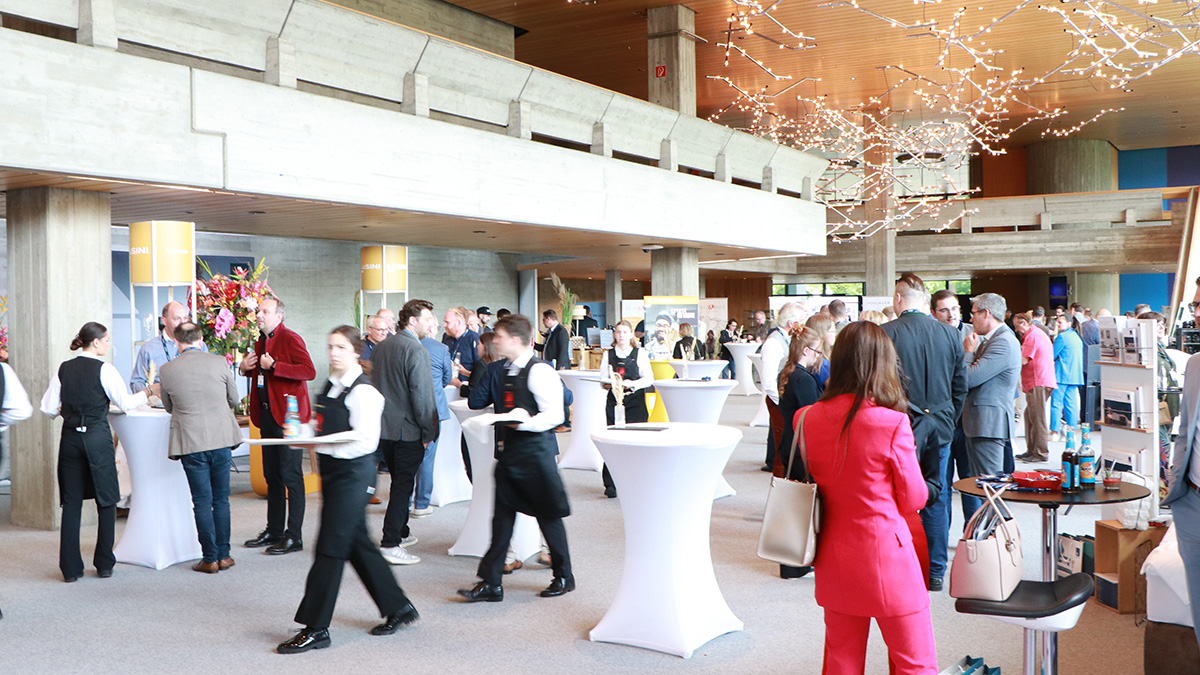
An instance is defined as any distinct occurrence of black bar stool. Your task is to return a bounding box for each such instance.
[955,573,1094,675]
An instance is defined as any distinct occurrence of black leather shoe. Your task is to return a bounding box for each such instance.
[540,576,576,597]
[277,627,331,654]
[929,577,944,592]
[457,581,504,603]
[244,529,278,548]
[63,574,81,583]
[603,488,617,499]
[266,537,303,555]
[97,568,113,579]
[370,604,419,635]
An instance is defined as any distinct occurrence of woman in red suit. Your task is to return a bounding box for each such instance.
[795,321,936,675]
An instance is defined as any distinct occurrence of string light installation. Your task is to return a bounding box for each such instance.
[707,0,1200,239]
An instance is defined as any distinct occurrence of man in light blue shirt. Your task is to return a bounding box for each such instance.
[130,301,208,393]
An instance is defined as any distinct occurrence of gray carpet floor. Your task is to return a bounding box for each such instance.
[0,394,1145,674]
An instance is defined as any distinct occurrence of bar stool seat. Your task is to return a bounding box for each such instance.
[955,573,1094,632]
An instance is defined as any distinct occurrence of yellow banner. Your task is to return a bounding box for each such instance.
[130,221,194,285]
[360,245,408,292]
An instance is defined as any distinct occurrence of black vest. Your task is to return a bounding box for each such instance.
[58,357,109,429]
[496,358,556,457]
[608,347,642,381]
[315,373,371,436]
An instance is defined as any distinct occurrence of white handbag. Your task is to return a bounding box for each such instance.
[757,408,821,567]
[949,483,1023,601]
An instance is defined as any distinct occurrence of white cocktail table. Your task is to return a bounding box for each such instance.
[651,380,738,499]
[589,423,744,658]
[109,409,202,570]
[746,354,771,428]
[666,359,728,382]
[557,370,605,471]
[430,386,472,507]
[447,400,540,561]
[723,342,761,396]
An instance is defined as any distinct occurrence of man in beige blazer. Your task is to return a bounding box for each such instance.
[159,322,245,574]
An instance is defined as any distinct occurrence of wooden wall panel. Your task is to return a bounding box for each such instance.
[703,277,772,325]
[981,148,1027,198]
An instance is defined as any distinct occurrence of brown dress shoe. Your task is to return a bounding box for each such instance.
[192,561,220,574]
[369,495,383,505]
[503,560,523,575]
[217,557,235,571]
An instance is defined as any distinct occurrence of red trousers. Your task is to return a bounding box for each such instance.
[822,607,938,675]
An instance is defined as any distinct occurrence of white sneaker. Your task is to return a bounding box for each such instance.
[381,546,420,565]
[400,535,418,548]
[410,506,433,518]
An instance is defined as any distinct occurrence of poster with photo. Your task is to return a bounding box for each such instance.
[697,298,728,347]
[642,295,699,360]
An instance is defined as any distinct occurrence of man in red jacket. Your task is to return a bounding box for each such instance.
[239,297,316,555]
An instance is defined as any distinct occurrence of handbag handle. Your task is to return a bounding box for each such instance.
[785,407,812,482]
[982,484,1019,561]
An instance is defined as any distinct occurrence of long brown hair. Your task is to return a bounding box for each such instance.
[778,325,824,397]
[818,321,908,440]
[805,314,835,358]
[330,325,371,377]
[478,331,498,365]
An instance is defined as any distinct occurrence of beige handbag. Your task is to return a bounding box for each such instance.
[757,408,821,567]
[949,483,1023,601]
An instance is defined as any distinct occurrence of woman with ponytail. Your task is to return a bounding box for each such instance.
[40,322,154,582]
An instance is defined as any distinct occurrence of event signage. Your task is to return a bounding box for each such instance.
[129,221,194,285]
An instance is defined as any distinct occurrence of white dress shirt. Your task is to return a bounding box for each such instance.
[758,328,790,404]
[599,346,655,391]
[311,364,384,460]
[0,363,33,430]
[507,348,564,432]
[40,352,148,419]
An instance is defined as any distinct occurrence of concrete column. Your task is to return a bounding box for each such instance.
[402,72,430,117]
[650,247,699,297]
[8,187,113,530]
[698,275,707,298]
[647,5,697,117]
[518,268,538,318]
[1026,139,1117,195]
[1074,273,1120,315]
[78,0,118,50]
[265,36,297,88]
[864,229,896,297]
[591,122,612,158]
[605,270,623,328]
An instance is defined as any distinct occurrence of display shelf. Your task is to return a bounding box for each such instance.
[1095,422,1156,434]
[1093,361,1153,369]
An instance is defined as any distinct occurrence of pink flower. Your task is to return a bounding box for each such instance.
[225,353,235,366]
[215,308,235,339]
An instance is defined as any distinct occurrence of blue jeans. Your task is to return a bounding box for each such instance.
[180,447,233,563]
[412,436,440,510]
[921,443,952,580]
[1050,384,1080,432]
[946,427,975,531]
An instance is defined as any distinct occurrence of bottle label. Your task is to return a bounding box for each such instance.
[1062,461,1072,488]
[1080,458,1095,484]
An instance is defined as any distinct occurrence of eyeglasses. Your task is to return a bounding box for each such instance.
[970,308,986,316]
[1189,302,1200,312]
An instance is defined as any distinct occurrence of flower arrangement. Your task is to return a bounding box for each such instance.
[193,259,273,364]
[0,295,8,362]
[548,273,578,335]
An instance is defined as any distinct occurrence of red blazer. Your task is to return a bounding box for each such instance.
[797,394,929,617]
[244,323,316,427]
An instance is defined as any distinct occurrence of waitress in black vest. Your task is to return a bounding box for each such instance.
[277,326,417,654]
[457,314,574,603]
[598,320,654,498]
[39,322,152,582]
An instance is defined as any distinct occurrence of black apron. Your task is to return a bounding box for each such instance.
[57,357,119,507]
[605,347,649,425]
[312,373,374,558]
[494,359,571,519]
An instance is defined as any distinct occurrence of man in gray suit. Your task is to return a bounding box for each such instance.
[961,293,1021,517]
[1165,281,1200,651]
[371,298,439,566]
[159,322,245,574]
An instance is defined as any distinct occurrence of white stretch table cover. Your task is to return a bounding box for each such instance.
[447,400,541,561]
[109,409,202,570]
[666,359,728,382]
[430,387,473,507]
[589,423,744,658]
[746,354,770,428]
[557,370,605,472]
[723,342,761,396]
[652,380,738,499]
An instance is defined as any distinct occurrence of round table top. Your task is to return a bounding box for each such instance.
[722,342,760,353]
[591,422,741,449]
[652,379,737,390]
[666,359,727,368]
[109,406,168,418]
[558,369,601,378]
[952,477,1152,506]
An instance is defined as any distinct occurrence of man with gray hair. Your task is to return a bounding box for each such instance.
[759,301,809,470]
[960,292,1022,518]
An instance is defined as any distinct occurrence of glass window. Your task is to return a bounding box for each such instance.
[803,283,825,295]
[949,279,972,294]
[772,284,787,296]
[924,280,947,294]
[824,282,864,296]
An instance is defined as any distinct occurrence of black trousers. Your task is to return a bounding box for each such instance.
[260,403,305,540]
[58,431,115,578]
[294,454,409,629]
[379,438,425,547]
[477,501,571,586]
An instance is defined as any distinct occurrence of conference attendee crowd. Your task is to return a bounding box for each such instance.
[8,283,1200,672]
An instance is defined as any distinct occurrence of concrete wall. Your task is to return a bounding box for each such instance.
[332,0,515,58]
[536,278,649,325]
